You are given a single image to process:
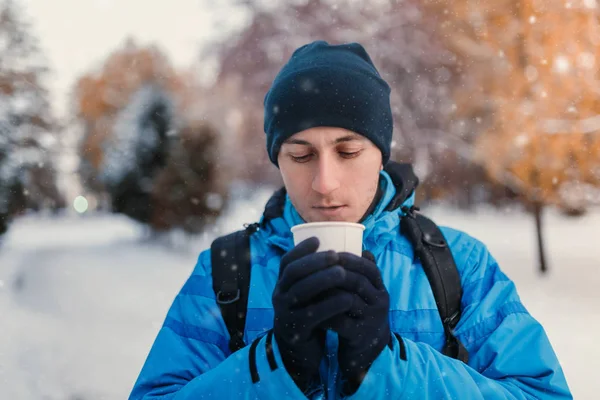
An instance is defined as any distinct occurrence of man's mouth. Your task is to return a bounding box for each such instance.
[313,205,347,215]
[313,203,346,209]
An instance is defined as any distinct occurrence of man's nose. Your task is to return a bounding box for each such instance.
[312,156,341,195]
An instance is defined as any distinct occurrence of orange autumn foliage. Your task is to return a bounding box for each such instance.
[424,0,600,209]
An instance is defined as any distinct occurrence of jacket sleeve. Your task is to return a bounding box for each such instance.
[129,250,310,400]
[343,231,572,400]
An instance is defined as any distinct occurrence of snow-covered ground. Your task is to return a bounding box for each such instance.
[0,190,597,399]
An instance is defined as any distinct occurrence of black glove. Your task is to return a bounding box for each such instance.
[322,250,391,395]
[272,237,356,391]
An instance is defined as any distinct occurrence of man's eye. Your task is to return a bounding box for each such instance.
[291,154,312,163]
[340,151,361,159]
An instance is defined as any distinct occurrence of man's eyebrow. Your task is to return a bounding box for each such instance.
[333,135,365,144]
[283,135,365,146]
[283,138,312,146]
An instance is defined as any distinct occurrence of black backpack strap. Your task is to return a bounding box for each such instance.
[400,207,469,363]
[209,188,287,355]
[211,223,259,354]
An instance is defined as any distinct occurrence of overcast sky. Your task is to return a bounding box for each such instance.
[18,0,247,117]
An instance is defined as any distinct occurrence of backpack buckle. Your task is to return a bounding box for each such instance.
[216,289,241,304]
[401,205,421,217]
[422,232,447,248]
[243,222,260,233]
[443,310,461,328]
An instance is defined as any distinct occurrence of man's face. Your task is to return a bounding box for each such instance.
[278,127,383,223]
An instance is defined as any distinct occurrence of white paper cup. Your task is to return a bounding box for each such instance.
[291,222,365,256]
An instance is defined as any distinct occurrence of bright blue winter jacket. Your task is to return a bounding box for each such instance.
[130,170,572,399]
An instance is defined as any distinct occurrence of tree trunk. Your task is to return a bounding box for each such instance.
[533,202,548,274]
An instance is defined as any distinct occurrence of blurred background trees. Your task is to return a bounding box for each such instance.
[424,0,600,271]
[0,0,63,236]
[425,0,600,211]
[72,41,229,234]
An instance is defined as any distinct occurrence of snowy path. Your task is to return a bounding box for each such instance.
[0,199,597,399]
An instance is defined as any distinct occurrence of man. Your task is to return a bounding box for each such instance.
[130,41,571,399]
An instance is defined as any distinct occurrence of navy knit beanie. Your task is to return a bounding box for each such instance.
[264,41,393,167]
